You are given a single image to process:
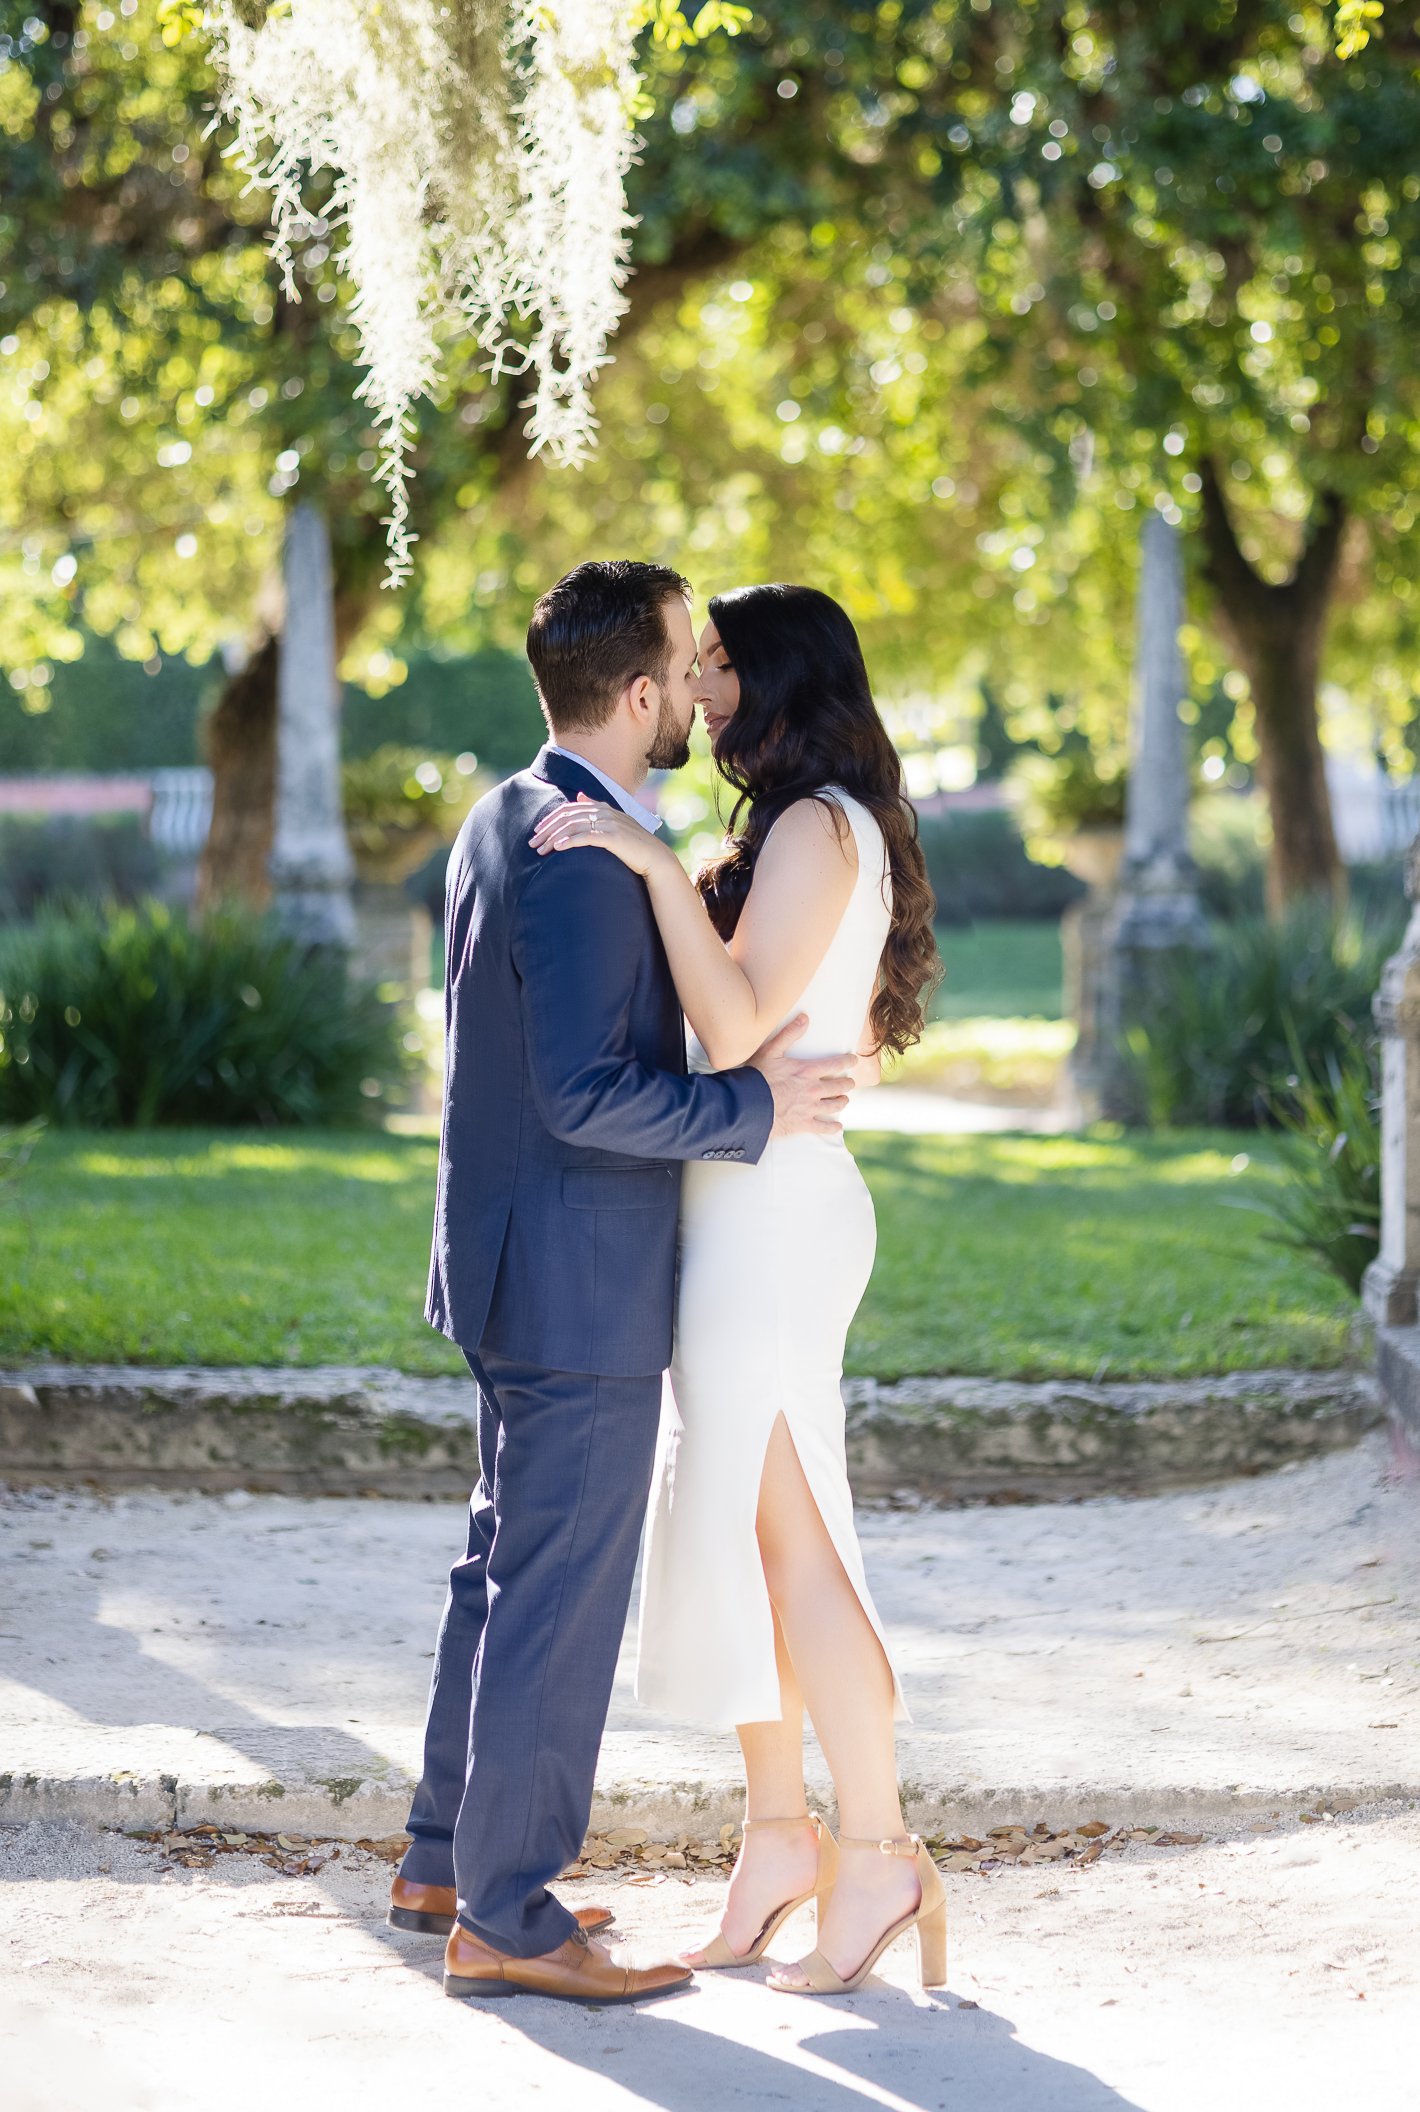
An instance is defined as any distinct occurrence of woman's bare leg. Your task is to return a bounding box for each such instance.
[754,1413,919,1982]
[681,1609,820,1962]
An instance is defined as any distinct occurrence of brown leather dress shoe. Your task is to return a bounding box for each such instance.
[443,1922,693,2005]
[388,1875,614,1940]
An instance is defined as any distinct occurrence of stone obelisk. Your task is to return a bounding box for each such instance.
[1099,510,1211,1119]
[268,502,356,949]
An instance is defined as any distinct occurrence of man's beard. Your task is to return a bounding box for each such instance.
[646,689,692,772]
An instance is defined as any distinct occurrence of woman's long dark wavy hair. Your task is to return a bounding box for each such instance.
[697,583,941,1057]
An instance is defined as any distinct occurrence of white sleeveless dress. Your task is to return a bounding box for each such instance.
[635,789,909,1730]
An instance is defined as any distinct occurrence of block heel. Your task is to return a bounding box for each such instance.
[915,1895,948,1989]
[767,1834,948,1996]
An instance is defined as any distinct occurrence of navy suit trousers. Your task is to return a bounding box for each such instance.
[401,1349,661,1956]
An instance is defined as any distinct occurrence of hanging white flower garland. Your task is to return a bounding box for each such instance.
[205,0,641,586]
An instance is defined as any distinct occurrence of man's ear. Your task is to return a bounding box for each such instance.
[622,673,658,729]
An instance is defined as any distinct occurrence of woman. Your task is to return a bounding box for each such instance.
[530,583,943,1996]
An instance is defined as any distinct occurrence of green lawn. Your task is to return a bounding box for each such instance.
[931,919,1063,1021]
[0,1127,1352,1381]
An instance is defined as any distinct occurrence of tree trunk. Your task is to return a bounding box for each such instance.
[1198,461,1346,915]
[195,632,279,915]
[1230,600,1341,914]
[195,534,375,917]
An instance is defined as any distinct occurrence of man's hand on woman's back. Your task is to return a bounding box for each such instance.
[751,1016,857,1138]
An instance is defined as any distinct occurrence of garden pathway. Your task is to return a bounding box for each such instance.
[3,1807,1415,2112]
[846,1084,1063,1134]
[2,1433,1415,1838]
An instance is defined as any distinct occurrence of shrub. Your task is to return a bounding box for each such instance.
[1124,904,1402,1129]
[0,902,410,1127]
[1263,1031,1380,1297]
[1189,794,1268,921]
[1013,740,1128,865]
[0,814,162,919]
[916,806,1084,924]
[1348,855,1410,923]
[343,746,481,882]
[1187,797,1409,924]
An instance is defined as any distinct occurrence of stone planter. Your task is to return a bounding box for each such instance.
[348,825,446,889]
[1061,825,1126,892]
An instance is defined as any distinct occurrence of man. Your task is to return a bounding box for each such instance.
[389,560,856,2004]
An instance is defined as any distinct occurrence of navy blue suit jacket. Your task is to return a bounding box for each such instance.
[425,745,775,1376]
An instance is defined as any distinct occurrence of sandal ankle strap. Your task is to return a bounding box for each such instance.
[838,1832,921,1857]
[741,1812,822,1832]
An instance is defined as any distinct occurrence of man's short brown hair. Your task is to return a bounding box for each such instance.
[526,560,692,734]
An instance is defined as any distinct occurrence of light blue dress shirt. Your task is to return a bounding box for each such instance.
[547,746,664,834]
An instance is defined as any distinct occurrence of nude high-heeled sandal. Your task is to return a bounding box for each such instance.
[689,1813,839,1969]
[766,1833,947,1994]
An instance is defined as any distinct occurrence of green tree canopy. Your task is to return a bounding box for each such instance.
[4,2,1417,921]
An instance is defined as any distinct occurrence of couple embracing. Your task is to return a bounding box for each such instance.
[389,561,943,2004]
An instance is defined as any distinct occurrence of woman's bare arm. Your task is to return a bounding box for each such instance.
[529,794,857,1069]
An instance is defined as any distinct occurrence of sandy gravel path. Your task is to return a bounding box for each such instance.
[2,1809,1415,2112]
[2,1434,1417,1829]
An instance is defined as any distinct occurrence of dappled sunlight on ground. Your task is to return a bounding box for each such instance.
[69,1134,435,1185]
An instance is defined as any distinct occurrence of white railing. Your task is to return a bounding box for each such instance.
[148,767,213,858]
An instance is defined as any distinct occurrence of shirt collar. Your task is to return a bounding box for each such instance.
[546,745,663,833]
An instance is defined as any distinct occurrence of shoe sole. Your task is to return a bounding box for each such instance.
[388,1907,456,1936]
[390,1908,616,1940]
[443,1972,691,2005]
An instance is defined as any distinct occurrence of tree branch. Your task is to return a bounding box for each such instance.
[1294,486,1348,603]
[1197,457,1270,628]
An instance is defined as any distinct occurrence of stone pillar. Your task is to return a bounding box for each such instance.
[1362,835,1420,1327]
[1098,511,1211,1120]
[1059,829,1125,1123]
[268,502,355,948]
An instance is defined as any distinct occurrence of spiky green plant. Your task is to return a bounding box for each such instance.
[0,902,410,1127]
[1263,1028,1380,1296]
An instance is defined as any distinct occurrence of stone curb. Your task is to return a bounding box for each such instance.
[0,1362,1383,1502]
[5,1756,1416,1844]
